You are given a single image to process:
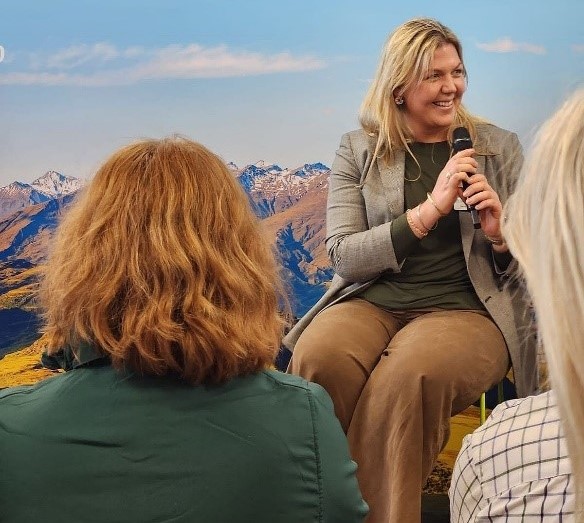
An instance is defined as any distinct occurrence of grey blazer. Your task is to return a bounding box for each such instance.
[283,124,537,398]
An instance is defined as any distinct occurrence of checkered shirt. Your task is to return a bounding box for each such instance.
[449,390,574,522]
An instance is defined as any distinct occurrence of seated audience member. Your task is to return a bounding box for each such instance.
[0,137,368,523]
[450,88,584,521]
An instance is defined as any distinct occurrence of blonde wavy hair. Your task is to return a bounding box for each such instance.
[504,88,584,517]
[40,136,286,384]
[360,17,482,164]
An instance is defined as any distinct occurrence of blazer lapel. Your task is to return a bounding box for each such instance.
[377,149,406,218]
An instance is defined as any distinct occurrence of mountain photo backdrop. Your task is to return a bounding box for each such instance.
[0,162,332,387]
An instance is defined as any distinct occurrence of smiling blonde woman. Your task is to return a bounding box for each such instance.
[285,18,537,523]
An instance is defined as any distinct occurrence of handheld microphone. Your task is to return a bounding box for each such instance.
[452,127,481,229]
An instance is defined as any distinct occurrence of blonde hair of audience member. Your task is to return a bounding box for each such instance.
[504,88,584,517]
[40,136,286,384]
[359,17,482,165]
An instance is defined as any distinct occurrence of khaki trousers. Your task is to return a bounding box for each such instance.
[289,298,509,523]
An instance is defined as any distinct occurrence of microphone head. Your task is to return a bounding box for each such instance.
[452,126,472,152]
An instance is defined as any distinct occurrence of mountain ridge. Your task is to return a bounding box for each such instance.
[0,160,332,356]
[0,171,83,221]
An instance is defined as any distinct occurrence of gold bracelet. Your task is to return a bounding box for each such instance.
[426,192,448,217]
[416,204,436,232]
[406,208,428,238]
[484,234,506,246]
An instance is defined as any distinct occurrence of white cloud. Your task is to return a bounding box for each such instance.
[0,42,326,86]
[45,42,119,69]
[477,37,546,55]
[122,46,146,58]
[572,44,584,54]
[136,44,324,78]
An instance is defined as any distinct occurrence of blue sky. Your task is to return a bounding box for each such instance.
[0,0,582,186]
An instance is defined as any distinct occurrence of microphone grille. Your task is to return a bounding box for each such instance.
[453,126,471,141]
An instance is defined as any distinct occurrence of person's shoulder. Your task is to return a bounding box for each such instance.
[499,390,558,417]
[0,372,65,408]
[0,384,34,402]
[262,369,327,393]
[471,391,559,444]
[475,122,519,153]
[340,129,377,148]
[464,390,571,501]
[476,122,514,137]
[261,370,334,408]
[460,392,559,474]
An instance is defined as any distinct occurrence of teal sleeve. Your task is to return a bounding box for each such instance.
[309,383,369,522]
[390,212,419,264]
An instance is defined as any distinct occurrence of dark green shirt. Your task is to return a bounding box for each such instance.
[0,345,368,523]
[358,141,484,311]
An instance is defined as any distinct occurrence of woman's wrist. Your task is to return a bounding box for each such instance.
[406,208,427,238]
[406,202,441,239]
[416,203,437,232]
[426,192,448,217]
[421,199,443,224]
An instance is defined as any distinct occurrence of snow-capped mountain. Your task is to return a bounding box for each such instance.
[0,158,333,345]
[30,171,83,198]
[236,161,329,218]
[0,171,83,220]
[291,162,330,177]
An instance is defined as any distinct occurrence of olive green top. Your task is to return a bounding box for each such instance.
[0,344,368,523]
[358,141,485,311]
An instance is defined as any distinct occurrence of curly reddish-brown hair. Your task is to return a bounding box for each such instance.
[40,136,286,384]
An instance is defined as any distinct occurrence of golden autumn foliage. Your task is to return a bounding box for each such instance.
[0,335,60,388]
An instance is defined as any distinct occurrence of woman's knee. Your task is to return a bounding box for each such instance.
[291,333,337,378]
[291,321,380,432]
[291,324,369,386]
[292,300,394,378]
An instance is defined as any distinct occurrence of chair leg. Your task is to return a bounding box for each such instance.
[480,382,506,425]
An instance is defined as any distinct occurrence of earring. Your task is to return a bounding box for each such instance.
[395,96,404,105]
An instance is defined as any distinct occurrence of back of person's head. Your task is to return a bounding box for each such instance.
[40,136,285,384]
[504,88,584,514]
[359,17,477,159]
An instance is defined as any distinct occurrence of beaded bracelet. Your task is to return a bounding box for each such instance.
[406,208,428,238]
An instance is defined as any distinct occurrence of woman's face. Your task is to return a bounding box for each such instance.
[401,43,466,142]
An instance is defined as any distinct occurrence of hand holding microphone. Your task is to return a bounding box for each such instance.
[452,127,481,229]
